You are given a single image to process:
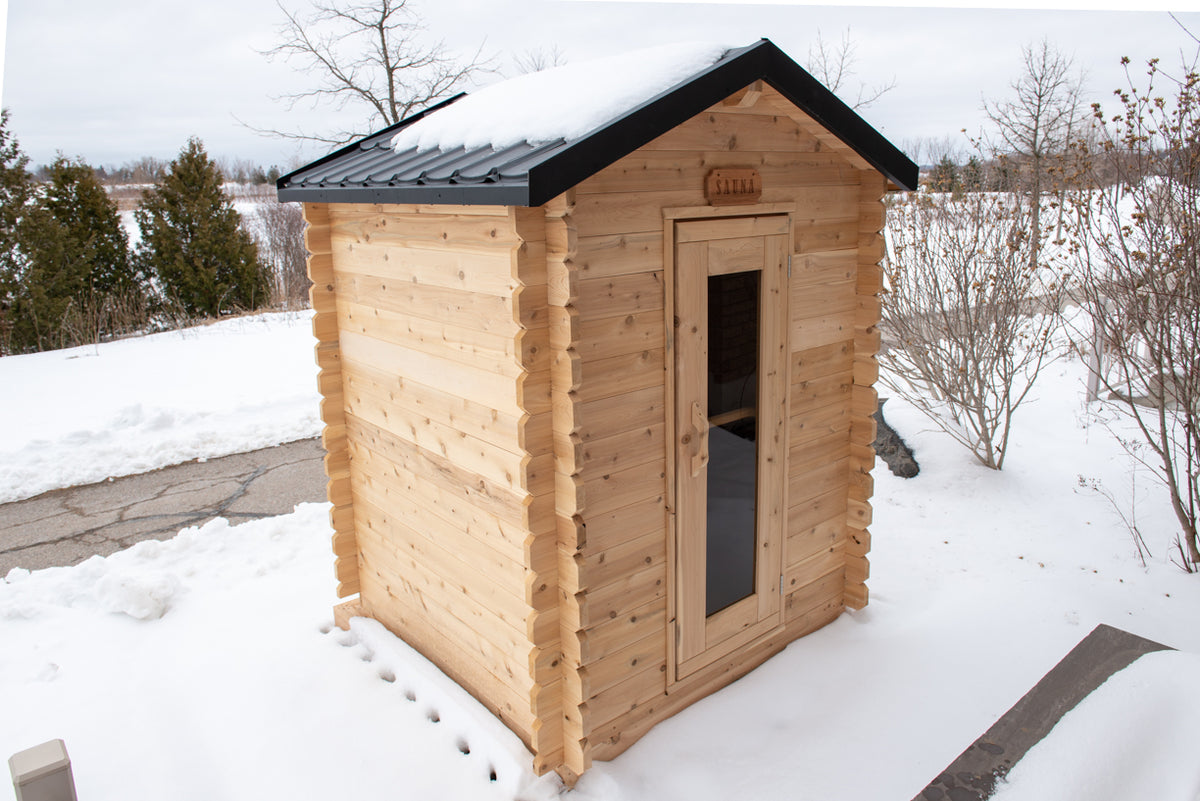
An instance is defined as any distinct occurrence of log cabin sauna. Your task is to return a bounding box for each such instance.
[277,39,918,783]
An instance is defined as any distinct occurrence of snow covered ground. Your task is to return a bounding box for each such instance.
[0,311,321,504]
[2,314,1199,800]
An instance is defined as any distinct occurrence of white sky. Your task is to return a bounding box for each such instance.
[4,0,1200,170]
[0,0,7,103]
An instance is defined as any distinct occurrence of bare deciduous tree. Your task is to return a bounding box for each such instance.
[899,134,966,174]
[880,191,1069,470]
[1072,55,1200,570]
[251,195,310,310]
[258,0,492,146]
[806,28,896,111]
[983,40,1087,268]
[512,45,566,75]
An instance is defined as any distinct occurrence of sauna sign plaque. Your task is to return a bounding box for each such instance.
[705,168,762,205]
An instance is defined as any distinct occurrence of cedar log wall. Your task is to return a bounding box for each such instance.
[554,85,882,776]
[305,83,884,783]
[306,201,564,773]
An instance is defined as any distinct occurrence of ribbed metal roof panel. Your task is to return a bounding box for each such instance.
[339,147,414,185]
[277,39,919,206]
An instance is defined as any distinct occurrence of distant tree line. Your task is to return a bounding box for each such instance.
[0,114,306,355]
[30,156,284,187]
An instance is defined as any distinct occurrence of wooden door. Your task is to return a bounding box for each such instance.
[673,214,790,679]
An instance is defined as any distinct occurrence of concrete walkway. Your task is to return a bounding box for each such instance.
[0,439,327,574]
[913,624,1173,801]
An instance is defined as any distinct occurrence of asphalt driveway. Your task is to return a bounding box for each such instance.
[0,438,327,574]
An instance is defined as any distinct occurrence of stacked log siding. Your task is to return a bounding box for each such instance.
[321,202,560,761]
[304,203,358,598]
[564,85,878,764]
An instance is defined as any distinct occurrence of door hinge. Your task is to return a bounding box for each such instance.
[779,574,785,594]
[787,254,792,278]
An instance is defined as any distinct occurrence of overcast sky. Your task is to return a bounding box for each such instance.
[4,0,1200,171]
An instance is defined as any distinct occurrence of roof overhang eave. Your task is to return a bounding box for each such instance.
[758,46,919,191]
[276,182,534,207]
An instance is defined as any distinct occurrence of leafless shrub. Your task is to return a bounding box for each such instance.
[57,286,153,349]
[1076,474,1153,567]
[1070,56,1200,570]
[150,292,202,333]
[252,197,310,310]
[880,191,1069,470]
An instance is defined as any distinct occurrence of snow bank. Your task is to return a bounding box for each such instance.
[391,42,731,153]
[0,505,552,801]
[0,311,321,503]
[992,651,1200,801]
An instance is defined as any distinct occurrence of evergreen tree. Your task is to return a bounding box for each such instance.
[928,155,960,193]
[38,158,135,294]
[961,155,984,192]
[136,138,269,317]
[9,156,142,351]
[0,109,34,352]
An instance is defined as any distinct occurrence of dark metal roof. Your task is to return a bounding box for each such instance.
[277,39,919,206]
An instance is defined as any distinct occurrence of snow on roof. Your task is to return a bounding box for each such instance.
[391,42,732,153]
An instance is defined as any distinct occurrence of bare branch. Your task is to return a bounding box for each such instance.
[982,40,1088,272]
[511,45,567,75]
[1069,54,1200,568]
[250,0,493,146]
[1169,12,1200,46]
[880,189,1070,470]
[805,28,896,111]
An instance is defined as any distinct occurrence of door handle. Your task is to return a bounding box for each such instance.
[691,401,709,477]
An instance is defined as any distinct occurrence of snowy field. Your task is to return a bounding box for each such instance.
[2,313,1200,800]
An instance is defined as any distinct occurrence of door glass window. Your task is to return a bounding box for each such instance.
[705,270,759,616]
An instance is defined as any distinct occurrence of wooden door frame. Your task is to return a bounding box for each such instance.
[663,203,795,688]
